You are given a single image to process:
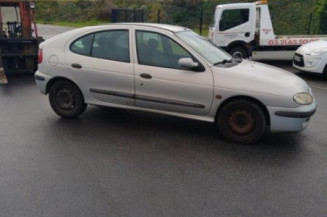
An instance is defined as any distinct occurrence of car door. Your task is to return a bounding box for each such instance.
[133,30,213,116]
[66,28,135,106]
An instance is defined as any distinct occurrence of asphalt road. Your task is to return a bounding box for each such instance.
[0,25,327,217]
[37,24,75,40]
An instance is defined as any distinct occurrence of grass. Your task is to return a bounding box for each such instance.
[37,20,109,27]
[193,28,209,37]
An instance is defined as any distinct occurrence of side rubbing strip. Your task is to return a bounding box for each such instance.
[34,75,45,81]
[275,109,316,118]
[89,88,134,99]
[89,88,205,109]
[135,95,205,109]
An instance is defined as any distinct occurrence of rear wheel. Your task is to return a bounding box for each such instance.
[217,99,267,144]
[229,47,248,61]
[49,80,87,118]
[322,65,327,80]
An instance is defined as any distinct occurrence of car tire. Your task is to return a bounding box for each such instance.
[217,99,267,144]
[49,80,87,118]
[229,47,248,61]
[322,65,327,80]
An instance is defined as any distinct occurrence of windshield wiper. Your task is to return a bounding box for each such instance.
[213,58,233,66]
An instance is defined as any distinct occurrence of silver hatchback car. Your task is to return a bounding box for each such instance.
[35,23,316,143]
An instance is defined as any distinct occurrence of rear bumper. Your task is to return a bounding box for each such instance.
[34,71,53,95]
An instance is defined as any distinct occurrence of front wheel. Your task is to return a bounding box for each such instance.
[49,80,87,118]
[229,47,248,61]
[217,100,267,144]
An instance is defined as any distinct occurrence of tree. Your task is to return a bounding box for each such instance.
[147,2,165,23]
[315,0,327,33]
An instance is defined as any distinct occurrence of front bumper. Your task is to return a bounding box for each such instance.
[34,71,53,95]
[293,52,325,74]
[267,101,317,132]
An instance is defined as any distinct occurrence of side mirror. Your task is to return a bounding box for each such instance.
[178,58,199,71]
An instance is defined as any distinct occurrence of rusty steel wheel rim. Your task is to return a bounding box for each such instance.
[227,109,255,135]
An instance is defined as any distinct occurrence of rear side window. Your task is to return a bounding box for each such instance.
[219,9,249,31]
[70,30,130,63]
[71,34,93,55]
[91,30,130,62]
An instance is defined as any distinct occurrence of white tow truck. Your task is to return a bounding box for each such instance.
[209,0,327,60]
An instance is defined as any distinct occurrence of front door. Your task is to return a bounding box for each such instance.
[133,30,213,116]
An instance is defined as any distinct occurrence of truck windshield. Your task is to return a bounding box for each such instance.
[176,31,232,65]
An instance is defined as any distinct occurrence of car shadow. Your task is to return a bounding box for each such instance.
[49,105,305,167]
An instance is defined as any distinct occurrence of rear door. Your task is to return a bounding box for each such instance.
[66,28,135,106]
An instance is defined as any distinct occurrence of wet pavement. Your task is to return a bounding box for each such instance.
[0,25,326,217]
[1,68,327,217]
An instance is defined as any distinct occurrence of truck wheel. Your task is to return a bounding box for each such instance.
[49,80,87,118]
[230,47,248,61]
[217,99,266,144]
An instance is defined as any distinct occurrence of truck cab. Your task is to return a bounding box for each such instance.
[209,1,273,59]
[209,0,327,61]
[210,3,256,51]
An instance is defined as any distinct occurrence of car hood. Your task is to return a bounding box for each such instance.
[296,39,327,54]
[212,60,310,97]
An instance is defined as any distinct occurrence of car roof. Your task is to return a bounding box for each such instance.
[41,23,190,46]
[89,23,189,33]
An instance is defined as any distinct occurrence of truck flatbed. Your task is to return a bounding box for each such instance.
[262,35,327,46]
[0,1,43,84]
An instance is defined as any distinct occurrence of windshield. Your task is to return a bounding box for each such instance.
[176,30,232,65]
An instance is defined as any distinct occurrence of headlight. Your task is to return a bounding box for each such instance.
[293,92,313,105]
[308,48,327,56]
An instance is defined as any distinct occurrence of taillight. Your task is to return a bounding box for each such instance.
[38,48,43,64]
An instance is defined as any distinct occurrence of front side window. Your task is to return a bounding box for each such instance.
[136,31,192,69]
[219,9,249,31]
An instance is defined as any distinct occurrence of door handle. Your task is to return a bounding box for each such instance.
[140,73,152,79]
[71,63,82,69]
[245,32,250,37]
